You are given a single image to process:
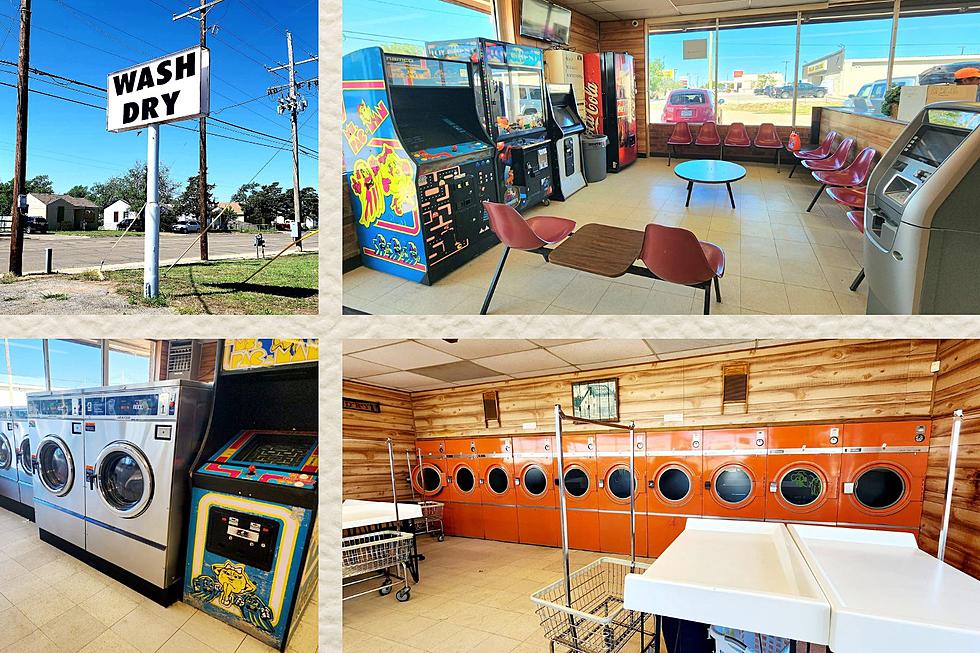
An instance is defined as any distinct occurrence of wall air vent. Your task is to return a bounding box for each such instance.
[722,363,748,414]
[483,391,500,428]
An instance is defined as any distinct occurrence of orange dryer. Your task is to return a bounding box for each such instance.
[702,428,769,520]
[765,424,843,525]
[838,420,930,531]
[513,435,560,547]
[559,434,600,552]
[596,431,647,557]
[476,436,520,543]
[645,430,703,558]
[412,440,452,533]
[444,439,484,539]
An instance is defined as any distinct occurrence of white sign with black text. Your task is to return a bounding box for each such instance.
[106,46,210,133]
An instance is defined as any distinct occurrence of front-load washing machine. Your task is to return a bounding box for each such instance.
[12,407,34,518]
[0,408,20,508]
[597,431,647,556]
[444,439,484,539]
[560,434,599,552]
[27,391,86,548]
[645,430,703,557]
[702,428,769,520]
[82,381,212,602]
[475,437,519,543]
[513,435,559,547]
[765,424,843,526]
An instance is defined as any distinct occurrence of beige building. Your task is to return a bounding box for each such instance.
[26,193,99,231]
[808,53,980,97]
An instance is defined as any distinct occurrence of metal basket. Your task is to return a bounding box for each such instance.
[418,501,443,519]
[531,557,651,653]
[341,530,413,579]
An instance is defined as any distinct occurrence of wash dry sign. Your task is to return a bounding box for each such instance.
[107,46,211,133]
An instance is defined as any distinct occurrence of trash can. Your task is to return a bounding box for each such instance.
[582,133,609,183]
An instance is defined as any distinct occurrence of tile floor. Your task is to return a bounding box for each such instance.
[0,507,317,653]
[343,157,868,315]
[343,535,829,652]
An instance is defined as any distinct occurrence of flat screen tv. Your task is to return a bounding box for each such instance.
[520,0,571,45]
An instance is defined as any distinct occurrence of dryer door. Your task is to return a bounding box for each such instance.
[17,435,32,478]
[0,432,12,471]
[95,442,153,518]
[35,435,74,497]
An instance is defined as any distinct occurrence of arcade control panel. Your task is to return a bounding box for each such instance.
[196,430,318,495]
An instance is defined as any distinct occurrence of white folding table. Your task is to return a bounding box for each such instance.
[341,499,423,529]
[789,524,980,653]
[623,519,831,645]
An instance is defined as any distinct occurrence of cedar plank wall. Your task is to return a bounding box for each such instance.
[919,340,980,579]
[343,381,417,501]
[599,20,648,156]
[412,340,937,439]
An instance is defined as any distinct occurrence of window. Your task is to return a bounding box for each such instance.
[0,339,46,405]
[48,340,102,390]
[108,340,152,385]
[716,22,799,126]
[896,8,980,87]
[649,28,717,124]
[342,0,496,56]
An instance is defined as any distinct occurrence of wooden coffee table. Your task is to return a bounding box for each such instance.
[674,160,746,209]
[548,223,645,278]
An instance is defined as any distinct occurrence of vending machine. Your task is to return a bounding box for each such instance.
[428,38,554,211]
[583,51,638,172]
[545,83,587,200]
[342,48,499,285]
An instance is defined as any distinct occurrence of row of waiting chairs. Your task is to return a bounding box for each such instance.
[666,121,786,169]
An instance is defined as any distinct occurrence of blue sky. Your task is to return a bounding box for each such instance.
[0,0,318,200]
[2,339,150,394]
[343,0,495,55]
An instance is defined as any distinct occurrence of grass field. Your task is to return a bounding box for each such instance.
[52,230,144,238]
[96,252,318,314]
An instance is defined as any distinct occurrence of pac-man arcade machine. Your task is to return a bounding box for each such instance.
[183,339,318,651]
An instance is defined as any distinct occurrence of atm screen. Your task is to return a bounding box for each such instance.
[551,105,578,129]
[906,125,967,167]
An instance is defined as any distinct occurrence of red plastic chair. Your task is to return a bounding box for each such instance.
[695,121,722,159]
[802,137,855,173]
[789,130,838,178]
[826,186,866,209]
[723,123,751,160]
[753,123,784,172]
[667,122,693,166]
[807,147,876,212]
[847,210,865,291]
[639,223,726,315]
[480,201,576,314]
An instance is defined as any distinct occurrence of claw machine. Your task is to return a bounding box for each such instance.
[584,52,638,172]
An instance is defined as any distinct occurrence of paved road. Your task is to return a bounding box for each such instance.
[0,230,318,274]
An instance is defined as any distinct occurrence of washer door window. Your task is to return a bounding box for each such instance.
[854,466,905,510]
[95,442,153,518]
[17,437,32,476]
[36,436,73,496]
[606,465,635,501]
[0,434,11,470]
[486,466,510,495]
[454,465,476,494]
[714,465,752,505]
[779,468,823,507]
[657,467,692,503]
[416,465,443,495]
[523,465,548,497]
[563,466,590,498]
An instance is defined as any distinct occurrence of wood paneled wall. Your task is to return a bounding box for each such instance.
[412,340,937,439]
[919,340,980,579]
[342,381,417,501]
[818,107,907,158]
[598,20,648,155]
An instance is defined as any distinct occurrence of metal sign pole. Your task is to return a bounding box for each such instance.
[144,124,161,298]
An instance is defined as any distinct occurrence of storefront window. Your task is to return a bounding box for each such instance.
[342,0,496,56]
[649,29,717,124]
[716,22,799,126]
[895,8,980,89]
[48,339,101,390]
[108,340,152,386]
[0,339,46,405]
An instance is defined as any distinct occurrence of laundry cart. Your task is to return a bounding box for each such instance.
[413,501,444,542]
[342,530,413,603]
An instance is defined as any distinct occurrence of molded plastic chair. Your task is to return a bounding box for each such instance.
[847,210,866,291]
[753,123,784,172]
[667,122,693,166]
[480,201,576,314]
[695,121,722,159]
[639,223,726,315]
[807,147,876,212]
[802,137,855,173]
[826,186,866,209]
[723,123,751,160]
[789,130,838,178]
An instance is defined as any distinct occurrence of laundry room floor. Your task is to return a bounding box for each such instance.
[0,509,317,653]
[343,535,830,653]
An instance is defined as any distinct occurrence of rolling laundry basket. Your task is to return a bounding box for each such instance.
[709,626,790,653]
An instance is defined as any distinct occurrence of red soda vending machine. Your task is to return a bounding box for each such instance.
[583,52,638,172]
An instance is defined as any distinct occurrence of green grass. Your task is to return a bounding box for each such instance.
[51,230,145,237]
[722,97,836,115]
[97,253,318,315]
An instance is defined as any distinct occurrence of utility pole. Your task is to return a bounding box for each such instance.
[268,32,317,247]
[174,0,224,262]
[8,0,31,276]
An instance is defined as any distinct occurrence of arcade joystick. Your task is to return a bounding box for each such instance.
[452,145,458,152]
[247,465,257,476]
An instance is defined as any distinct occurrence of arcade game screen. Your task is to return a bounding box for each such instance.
[490,67,545,133]
[230,433,316,469]
[388,87,487,153]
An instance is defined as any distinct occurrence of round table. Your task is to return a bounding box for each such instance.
[674,160,747,209]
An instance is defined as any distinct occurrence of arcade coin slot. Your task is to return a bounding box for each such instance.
[206,507,280,572]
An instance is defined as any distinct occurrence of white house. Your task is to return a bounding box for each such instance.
[102,199,132,230]
[26,193,99,231]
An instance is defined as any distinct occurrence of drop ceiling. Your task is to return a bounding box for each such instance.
[558,0,825,21]
[344,339,799,391]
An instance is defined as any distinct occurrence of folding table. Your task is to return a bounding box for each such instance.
[342,499,425,581]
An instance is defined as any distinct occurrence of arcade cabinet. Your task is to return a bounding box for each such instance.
[427,38,554,211]
[545,83,587,201]
[864,102,980,314]
[184,339,318,651]
[342,48,499,285]
[583,52,638,172]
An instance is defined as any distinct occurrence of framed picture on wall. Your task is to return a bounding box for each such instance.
[571,378,619,421]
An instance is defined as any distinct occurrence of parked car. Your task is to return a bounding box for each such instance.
[773,82,827,99]
[754,85,775,96]
[846,77,916,112]
[918,61,980,85]
[661,88,722,123]
[117,217,144,231]
[25,216,48,234]
[172,219,201,234]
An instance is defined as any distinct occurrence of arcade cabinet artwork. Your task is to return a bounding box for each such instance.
[545,83,587,200]
[427,38,554,212]
[584,52,638,172]
[184,339,318,651]
[342,48,499,285]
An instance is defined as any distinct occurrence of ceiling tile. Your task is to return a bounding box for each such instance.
[342,339,405,354]
[351,341,461,369]
[529,339,588,347]
[577,356,658,371]
[475,348,570,375]
[510,366,579,379]
[593,0,662,11]
[418,339,538,359]
[547,339,654,366]
[452,375,514,387]
[643,339,755,355]
[411,361,505,383]
[343,356,399,379]
[358,370,448,391]
[673,0,749,14]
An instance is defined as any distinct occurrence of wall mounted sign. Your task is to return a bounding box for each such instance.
[343,398,382,413]
[222,339,319,372]
[683,38,708,61]
[571,378,619,421]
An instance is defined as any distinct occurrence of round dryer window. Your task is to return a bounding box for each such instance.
[563,467,589,497]
[854,467,905,510]
[779,469,823,507]
[36,436,73,496]
[523,466,548,496]
[658,468,691,502]
[0,435,10,470]
[607,467,635,500]
[487,467,509,494]
[17,437,31,476]
[420,466,442,493]
[455,466,475,493]
[715,466,752,505]
[96,442,153,517]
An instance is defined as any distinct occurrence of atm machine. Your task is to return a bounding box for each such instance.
[428,38,554,212]
[184,339,317,651]
[342,48,499,285]
[545,83,587,201]
[864,102,980,314]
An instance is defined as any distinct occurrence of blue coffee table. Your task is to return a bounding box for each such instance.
[674,160,746,209]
